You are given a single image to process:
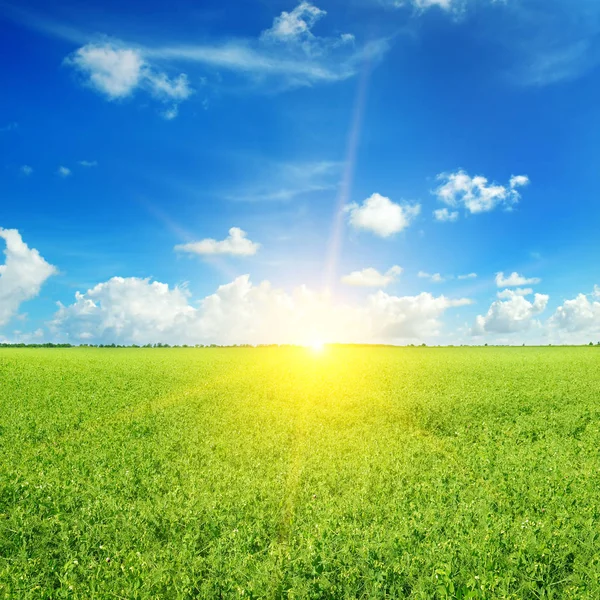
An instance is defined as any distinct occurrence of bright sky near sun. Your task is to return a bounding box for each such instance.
[1,0,599,346]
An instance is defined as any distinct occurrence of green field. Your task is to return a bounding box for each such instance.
[1,347,599,599]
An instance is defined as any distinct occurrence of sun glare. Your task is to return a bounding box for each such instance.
[309,340,326,354]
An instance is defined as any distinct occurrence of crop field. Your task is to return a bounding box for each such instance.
[1,347,600,599]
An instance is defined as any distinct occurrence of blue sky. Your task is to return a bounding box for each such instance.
[1,0,599,345]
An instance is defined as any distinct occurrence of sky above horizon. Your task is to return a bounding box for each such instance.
[1,0,599,346]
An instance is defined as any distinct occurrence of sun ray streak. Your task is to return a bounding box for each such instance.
[322,53,373,292]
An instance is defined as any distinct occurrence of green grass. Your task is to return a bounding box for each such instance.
[1,346,600,599]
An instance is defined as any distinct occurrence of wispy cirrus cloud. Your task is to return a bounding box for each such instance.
[501,0,600,86]
[227,160,342,203]
[146,2,389,90]
[456,0,600,86]
[0,122,18,132]
[12,1,389,95]
[382,0,600,87]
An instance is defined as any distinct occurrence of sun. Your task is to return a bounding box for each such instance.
[309,340,326,354]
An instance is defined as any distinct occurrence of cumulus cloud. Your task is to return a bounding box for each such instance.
[50,274,472,345]
[0,228,57,326]
[346,193,420,237]
[261,2,325,45]
[458,273,477,280]
[472,293,549,335]
[57,166,71,178]
[65,42,193,116]
[174,227,260,257]
[78,160,98,167]
[65,44,144,98]
[497,287,533,299]
[495,272,541,287]
[20,165,33,176]
[433,208,459,222]
[549,289,600,334]
[341,266,403,288]
[260,1,354,57]
[510,175,530,188]
[433,170,529,215]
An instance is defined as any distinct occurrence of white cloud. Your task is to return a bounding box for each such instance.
[147,3,389,90]
[346,193,420,237]
[418,271,447,283]
[260,2,354,58]
[495,272,541,287]
[500,0,600,88]
[387,0,455,10]
[65,44,144,98]
[394,0,457,10]
[20,165,33,176]
[388,0,508,14]
[162,105,179,120]
[416,0,454,7]
[497,287,533,299]
[0,228,57,326]
[473,293,549,335]
[261,2,326,46]
[433,208,459,222]
[50,2,388,97]
[549,289,600,334]
[510,175,530,189]
[174,227,260,257]
[57,166,71,177]
[434,170,529,215]
[78,160,98,167]
[228,160,341,202]
[341,266,403,288]
[65,42,193,116]
[50,274,472,345]
[458,273,477,280]
[145,72,192,101]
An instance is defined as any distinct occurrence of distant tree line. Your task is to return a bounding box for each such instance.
[0,342,599,349]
